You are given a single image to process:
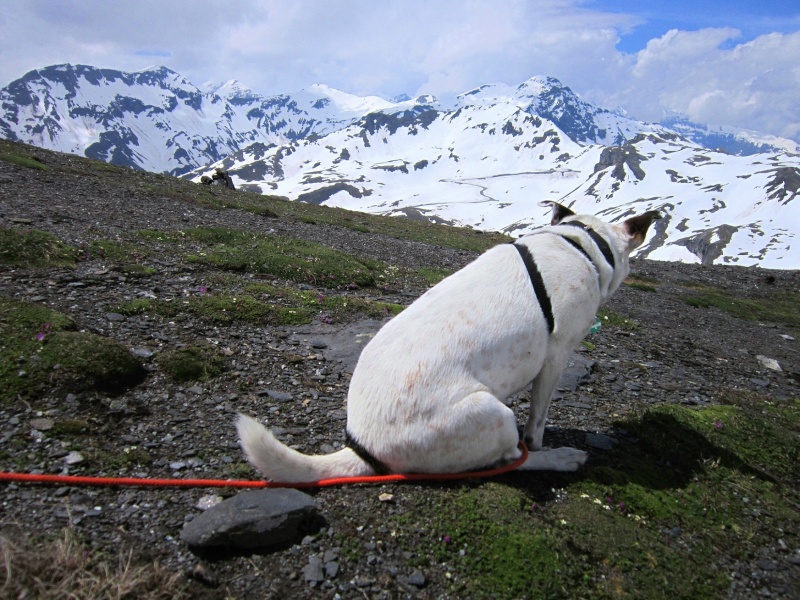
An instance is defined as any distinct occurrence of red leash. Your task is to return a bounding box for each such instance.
[0,442,528,489]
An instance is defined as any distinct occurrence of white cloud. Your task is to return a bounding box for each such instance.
[588,28,800,140]
[0,0,798,141]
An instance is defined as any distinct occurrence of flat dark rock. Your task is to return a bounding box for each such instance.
[180,488,319,551]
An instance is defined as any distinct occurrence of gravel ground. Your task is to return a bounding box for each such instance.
[1,146,799,599]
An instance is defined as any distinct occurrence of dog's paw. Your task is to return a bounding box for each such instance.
[548,447,588,471]
[519,446,588,472]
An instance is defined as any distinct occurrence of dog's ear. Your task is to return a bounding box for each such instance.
[538,201,576,225]
[624,210,661,250]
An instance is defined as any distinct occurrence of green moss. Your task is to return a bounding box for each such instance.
[86,239,152,264]
[624,278,658,292]
[413,266,453,286]
[119,264,157,276]
[443,485,577,598]
[0,227,77,267]
[0,298,146,402]
[394,399,800,599]
[170,227,252,246]
[157,345,225,382]
[91,446,154,469]
[312,295,404,320]
[116,298,154,316]
[224,462,256,479]
[191,294,315,325]
[681,286,800,329]
[597,307,639,330]
[553,489,729,598]
[184,228,380,287]
[136,229,171,242]
[38,331,147,393]
[139,226,384,288]
[0,152,48,170]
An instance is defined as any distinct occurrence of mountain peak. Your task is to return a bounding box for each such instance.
[204,79,257,99]
[305,83,396,114]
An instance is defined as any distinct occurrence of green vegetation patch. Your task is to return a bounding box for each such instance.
[0,298,146,403]
[624,276,658,292]
[117,294,313,326]
[139,228,368,286]
[597,307,639,330]
[0,152,48,170]
[413,266,454,287]
[245,283,404,320]
[681,285,800,330]
[116,282,405,327]
[395,399,799,599]
[225,193,509,252]
[145,226,380,288]
[0,227,77,268]
[157,345,226,383]
[85,238,154,270]
[90,446,155,470]
[425,484,587,598]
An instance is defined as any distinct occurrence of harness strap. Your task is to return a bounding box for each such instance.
[345,430,391,475]
[512,243,555,334]
[557,235,593,265]
[559,221,616,270]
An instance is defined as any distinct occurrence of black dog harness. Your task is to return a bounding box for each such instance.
[512,242,555,334]
[513,220,616,335]
[345,430,391,475]
[558,220,616,270]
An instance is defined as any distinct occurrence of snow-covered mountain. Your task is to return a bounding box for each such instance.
[0,64,431,176]
[2,64,799,267]
[201,80,800,269]
[659,115,800,156]
[3,64,793,177]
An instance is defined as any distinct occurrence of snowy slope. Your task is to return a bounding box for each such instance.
[203,96,800,268]
[0,64,238,175]
[0,64,433,176]
[2,64,798,267]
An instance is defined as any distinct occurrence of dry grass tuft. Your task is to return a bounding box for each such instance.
[0,527,189,599]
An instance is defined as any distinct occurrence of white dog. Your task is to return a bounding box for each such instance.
[237,202,659,482]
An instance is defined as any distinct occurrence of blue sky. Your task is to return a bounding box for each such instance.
[593,0,800,52]
[1,0,798,141]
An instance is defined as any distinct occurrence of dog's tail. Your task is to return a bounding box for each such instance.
[236,414,375,483]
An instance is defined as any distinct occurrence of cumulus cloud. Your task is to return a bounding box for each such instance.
[588,28,800,140]
[0,0,798,141]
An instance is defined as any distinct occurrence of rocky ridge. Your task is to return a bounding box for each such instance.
[0,140,799,598]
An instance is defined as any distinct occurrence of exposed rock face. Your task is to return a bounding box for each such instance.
[673,224,740,265]
[764,166,800,203]
[594,143,646,181]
